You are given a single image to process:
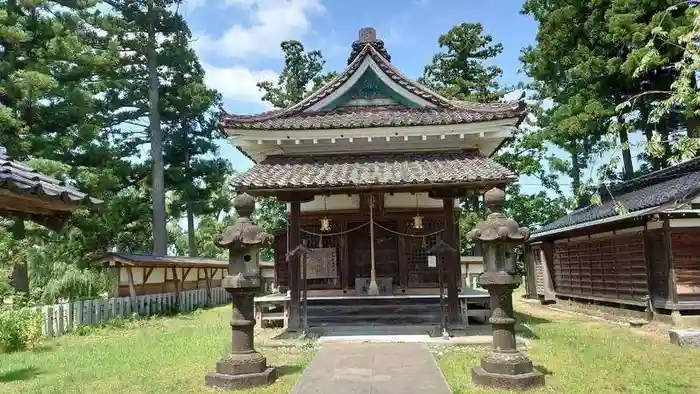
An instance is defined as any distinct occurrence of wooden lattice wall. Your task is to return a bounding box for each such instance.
[403,215,448,287]
[552,233,649,302]
[272,210,457,290]
[671,231,700,300]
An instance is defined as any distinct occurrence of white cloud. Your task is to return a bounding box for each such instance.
[202,63,279,108]
[195,0,325,59]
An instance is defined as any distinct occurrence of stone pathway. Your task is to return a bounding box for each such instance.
[290,342,452,394]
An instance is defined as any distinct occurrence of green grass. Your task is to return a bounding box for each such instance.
[435,302,700,394]
[0,306,314,393]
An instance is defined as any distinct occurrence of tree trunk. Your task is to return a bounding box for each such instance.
[617,117,634,180]
[186,203,197,257]
[148,0,167,256]
[571,147,583,207]
[9,218,29,299]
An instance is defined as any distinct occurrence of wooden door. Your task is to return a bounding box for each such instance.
[348,221,399,285]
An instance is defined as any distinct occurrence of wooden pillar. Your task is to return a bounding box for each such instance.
[397,218,408,292]
[288,202,301,331]
[172,266,181,310]
[126,267,138,313]
[443,198,459,324]
[340,220,350,293]
[662,218,679,306]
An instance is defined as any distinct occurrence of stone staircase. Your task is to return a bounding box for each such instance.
[304,296,447,327]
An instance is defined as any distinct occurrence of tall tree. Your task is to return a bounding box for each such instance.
[160,29,231,257]
[420,23,504,103]
[97,0,196,255]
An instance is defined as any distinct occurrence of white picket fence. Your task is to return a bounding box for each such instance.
[35,287,231,337]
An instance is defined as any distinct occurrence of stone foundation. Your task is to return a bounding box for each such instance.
[205,353,277,390]
[472,366,545,390]
[669,329,700,348]
[205,368,277,390]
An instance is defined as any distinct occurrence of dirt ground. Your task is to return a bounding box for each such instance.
[515,297,674,341]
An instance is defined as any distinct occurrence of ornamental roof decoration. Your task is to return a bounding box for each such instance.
[220,28,526,131]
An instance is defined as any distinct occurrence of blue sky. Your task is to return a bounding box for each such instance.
[181,0,549,189]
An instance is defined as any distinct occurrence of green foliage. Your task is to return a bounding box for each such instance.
[522,0,699,204]
[254,40,334,258]
[0,307,43,353]
[256,40,335,109]
[421,22,505,102]
[0,0,231,302]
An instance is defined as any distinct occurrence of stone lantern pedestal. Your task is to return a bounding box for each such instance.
[467,188,545,390]
[204,193,277,390]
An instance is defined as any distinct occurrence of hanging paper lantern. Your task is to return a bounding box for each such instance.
[413,214,423,229]
[320,217,331,232]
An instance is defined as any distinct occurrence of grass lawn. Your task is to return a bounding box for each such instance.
[435,301,700,394]
[0,306,314,393]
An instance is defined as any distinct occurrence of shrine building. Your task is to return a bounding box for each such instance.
[221,28,526,330]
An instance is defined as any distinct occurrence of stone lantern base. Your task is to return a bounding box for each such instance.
[471,351,544,390]
[205,353,277,390]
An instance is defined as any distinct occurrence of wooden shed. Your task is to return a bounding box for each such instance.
[526,158,700,316]
[93,253,228,299]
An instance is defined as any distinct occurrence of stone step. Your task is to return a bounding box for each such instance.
[305,303,443,317]
[307,313,443,326]
[305,297,445,307]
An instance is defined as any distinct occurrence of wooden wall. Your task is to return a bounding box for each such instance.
[671,231,700,301]
[551,232,649,304]
[114,266,225,297]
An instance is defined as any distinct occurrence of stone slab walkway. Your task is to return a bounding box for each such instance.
[290,342,452,394]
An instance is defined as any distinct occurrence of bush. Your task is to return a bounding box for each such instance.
[0,307,43,353]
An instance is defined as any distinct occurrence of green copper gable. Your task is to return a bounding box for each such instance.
[319,67,423,111]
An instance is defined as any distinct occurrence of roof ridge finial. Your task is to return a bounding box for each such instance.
[347,27,391,65]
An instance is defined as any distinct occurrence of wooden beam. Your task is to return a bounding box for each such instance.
[143,267,154,284]
[243,180,511,198]
[428,188,466,199]
[182,267,192,282]
[204,268,212,306]
[443,198,459,325]
[274,191,316,203]
[0,189,76,214]
[126,267,138,313]
[172,267,181,310]
[663,219,679,306]
[642,225,655,301]
[339,220,350,292]
[397,218,408,292]
[288,201,301,331]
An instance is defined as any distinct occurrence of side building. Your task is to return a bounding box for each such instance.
[526,157,700,320]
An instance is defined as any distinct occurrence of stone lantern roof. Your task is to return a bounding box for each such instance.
[217,193,273,250]
[467,187,530,243]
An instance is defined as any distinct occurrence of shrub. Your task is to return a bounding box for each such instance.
[0,307,43,353]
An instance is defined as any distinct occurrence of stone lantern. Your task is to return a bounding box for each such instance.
[205,193,277,390]
[466,187,545,390]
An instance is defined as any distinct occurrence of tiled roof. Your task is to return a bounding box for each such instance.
[221,43,525,130]
[93,253,228,268]
[231,150,515,190]
[533,158,700,237]
[222,105,523,130]
[0,154,103,208]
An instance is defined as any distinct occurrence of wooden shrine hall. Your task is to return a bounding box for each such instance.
[221,28,526,330]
